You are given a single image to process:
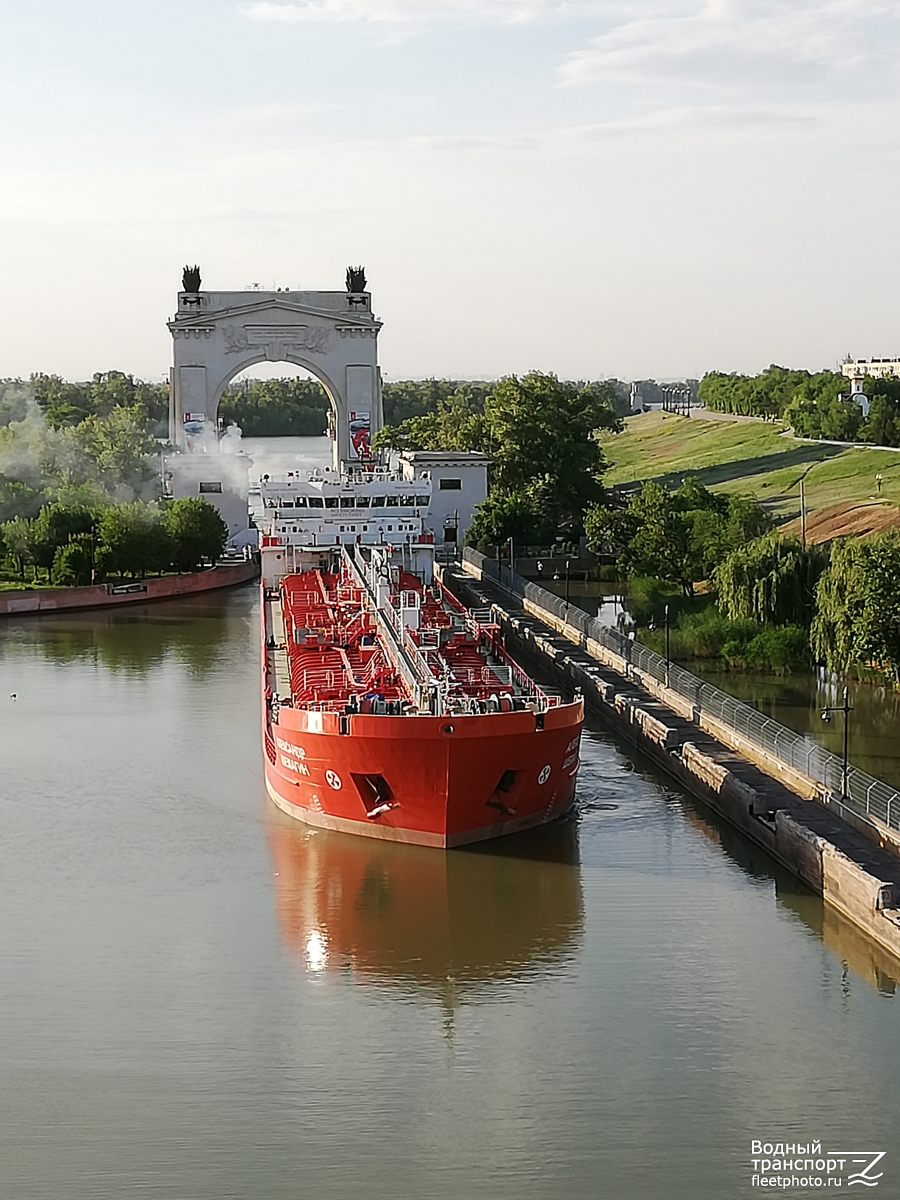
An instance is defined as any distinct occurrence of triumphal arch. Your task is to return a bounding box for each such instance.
[167,267,383,468]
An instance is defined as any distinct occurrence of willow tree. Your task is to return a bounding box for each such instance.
[714,533,827,627]
[811,530,900,678]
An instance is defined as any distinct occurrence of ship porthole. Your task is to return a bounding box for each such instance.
[538,764,551,784]
[442,724,455,734]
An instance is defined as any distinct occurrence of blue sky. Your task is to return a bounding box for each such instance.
[2,0,899,381]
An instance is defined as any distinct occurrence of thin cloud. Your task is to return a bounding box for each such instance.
[561,0,899,88]
[565,104,825,139]
[241,0,569,24]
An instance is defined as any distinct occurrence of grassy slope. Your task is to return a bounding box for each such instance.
[601,411,900,521]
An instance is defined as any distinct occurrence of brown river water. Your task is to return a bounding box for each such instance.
[3,585,900,1198]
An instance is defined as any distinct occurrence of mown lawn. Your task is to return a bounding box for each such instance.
[601,411,900,520]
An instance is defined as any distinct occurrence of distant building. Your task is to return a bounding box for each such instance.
[842,357,900,381]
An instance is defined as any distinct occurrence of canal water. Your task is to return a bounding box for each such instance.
[3,588,900,1199]
[690,664,900,792]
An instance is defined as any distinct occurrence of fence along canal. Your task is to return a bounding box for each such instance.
[462,548,900,838]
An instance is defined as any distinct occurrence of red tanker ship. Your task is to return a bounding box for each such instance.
[260,536,583,848]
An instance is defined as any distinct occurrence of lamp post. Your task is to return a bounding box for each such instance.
[664,603,670,688]
[565,558,571,610]
[507,536,514,576]
[821,685,852,800]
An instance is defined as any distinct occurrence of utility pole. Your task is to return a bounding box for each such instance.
[821,685,852,800]
[800,480,807,547]
[664,603,670,688]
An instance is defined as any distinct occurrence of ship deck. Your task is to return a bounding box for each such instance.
[268,555,546,716]
[269,595,292,698]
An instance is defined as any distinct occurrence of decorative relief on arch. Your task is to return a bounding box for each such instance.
[223,324,330,358]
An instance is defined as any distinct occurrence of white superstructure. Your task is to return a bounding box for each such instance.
[259,467,433,549]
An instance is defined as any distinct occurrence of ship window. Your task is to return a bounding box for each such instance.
[386,495,399,507]
[325,497,339,508]
[308,497,324,508]
[401,495,415,507]
[388,525,393,531]
[415,495,429,506]
[355,496,370,508]
[281,499,294,508]
[295,496,308,508]
[340,526,345,532]
[371,496,386,508]
[198,482,222,493]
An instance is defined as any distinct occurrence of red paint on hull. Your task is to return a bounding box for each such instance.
[263,703,583,848]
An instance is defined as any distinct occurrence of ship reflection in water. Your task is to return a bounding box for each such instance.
[267,809,584,999]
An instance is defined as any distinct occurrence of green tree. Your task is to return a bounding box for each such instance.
[76,405,157,487]
[583,501,638,559]
[811,531,900,678]
[680,486,771,580]
[162,498,227,572]
[0,480,45,523]
[381,379,491,427]
[2,516,34,580]
[377,372,620,534]
[219,377,331,436]
[29,503,96,576]
[464,491,552,551]
[96,502,172,579]
[785,372,864,441]
[374,389,488,454]
[51,541,93,587]
[483,372,621,532]
[698,364,814,419]
[715,533,828,626]
[625,483,699,596]
[861,376,900,446]
[32,371,168,433]
[586,478,769,596]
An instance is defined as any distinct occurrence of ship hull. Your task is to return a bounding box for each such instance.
[263,704,583,849]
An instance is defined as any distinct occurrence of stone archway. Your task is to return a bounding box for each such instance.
[168,286,383,468]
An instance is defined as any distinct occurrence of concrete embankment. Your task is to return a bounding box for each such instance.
[443,560,900,965]
[0,559,259,617]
